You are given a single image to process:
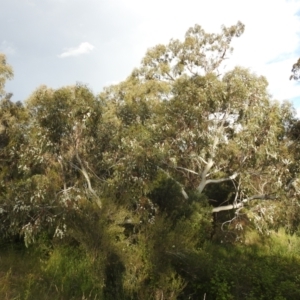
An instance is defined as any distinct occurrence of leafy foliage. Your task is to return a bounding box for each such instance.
[0,21,300,298]
[290,57,300,80]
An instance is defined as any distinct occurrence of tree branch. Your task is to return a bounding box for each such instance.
[197,109,230,194]
[206,172,239,185]
[212,194,277,213]
[166,71,175,81]
[75,152,102,209]
[197,158,214,193]
[173,166,199,175]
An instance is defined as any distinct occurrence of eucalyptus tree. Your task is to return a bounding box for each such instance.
[26,84,104,205]
[102,22,295,233]
[0,53,13,97]
[290,57,300,80]
[0,53,27,239]
[0,83,107,245]
[0,25,298,299]
[0,98,30,239]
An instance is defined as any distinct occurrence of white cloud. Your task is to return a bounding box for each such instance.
[58,42,94,58]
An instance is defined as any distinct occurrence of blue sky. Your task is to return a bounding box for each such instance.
[1,0,300,115]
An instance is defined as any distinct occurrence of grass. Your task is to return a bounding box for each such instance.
[1,228,300,299]
[0,245,39,300]
[0,240,103,300]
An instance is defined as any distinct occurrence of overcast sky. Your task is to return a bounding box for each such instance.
[1,0,300,114]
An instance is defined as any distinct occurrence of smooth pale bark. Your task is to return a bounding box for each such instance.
[197,110,229,194]
[212,194,277,213]
[75,151,102,209]
[197,158,214,193]
[206,172,239,185]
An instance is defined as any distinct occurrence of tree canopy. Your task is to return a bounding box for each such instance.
[1,22,300,299]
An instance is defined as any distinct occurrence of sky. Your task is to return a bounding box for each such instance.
[1,0,300,115]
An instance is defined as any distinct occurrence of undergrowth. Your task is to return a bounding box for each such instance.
[1,229,300,299]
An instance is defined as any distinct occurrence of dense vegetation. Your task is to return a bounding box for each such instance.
[1,22,300,299]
